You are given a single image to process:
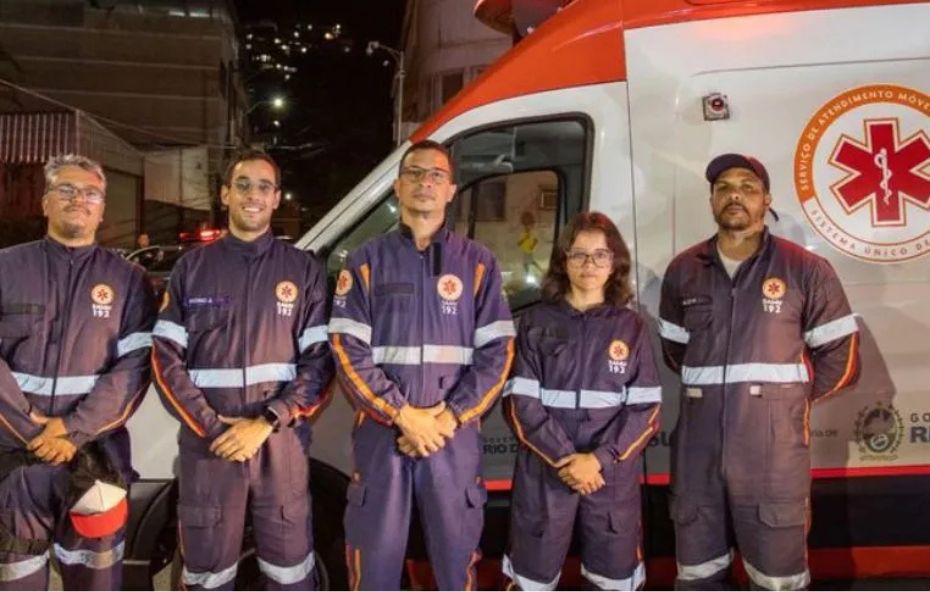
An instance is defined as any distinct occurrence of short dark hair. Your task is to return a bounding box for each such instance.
[224,149,281,188]
[398,140,455,180]
[541,211,633,309]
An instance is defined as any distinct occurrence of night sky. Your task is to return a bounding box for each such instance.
[234,0,406,225]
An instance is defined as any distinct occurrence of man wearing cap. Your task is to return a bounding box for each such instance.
[658,154,860,590]
[152,149,333,590]
[0,154,156,589]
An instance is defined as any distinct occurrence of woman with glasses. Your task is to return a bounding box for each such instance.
[502,212,662,591]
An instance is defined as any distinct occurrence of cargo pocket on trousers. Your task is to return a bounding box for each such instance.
[758,502,806,529]
[462,482,488,541]
[346,481,366,507]
[178,504,223,569]
[669,495,699,526]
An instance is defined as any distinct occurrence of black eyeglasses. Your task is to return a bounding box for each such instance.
[49,183,105,205]
[565,249,613,268]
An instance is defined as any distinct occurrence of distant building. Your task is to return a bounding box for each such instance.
[0,0,247,241]
[399,0,510,136]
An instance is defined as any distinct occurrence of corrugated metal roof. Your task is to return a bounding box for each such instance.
[0,111,76,163]
[0,110,143,175]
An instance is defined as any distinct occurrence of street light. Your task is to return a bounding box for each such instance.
[366,40,406,146]
[246,96,286,115]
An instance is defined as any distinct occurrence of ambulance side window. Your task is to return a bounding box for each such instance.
[326,195,399,276]
[448,118,589,311]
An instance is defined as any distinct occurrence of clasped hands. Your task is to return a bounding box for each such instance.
[28,410,76,465]
[395,402,458,458]
[555,452,604,496]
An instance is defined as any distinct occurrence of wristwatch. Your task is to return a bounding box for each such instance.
[262,406,282,432]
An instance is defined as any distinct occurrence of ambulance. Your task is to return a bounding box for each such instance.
[123,0,930,588]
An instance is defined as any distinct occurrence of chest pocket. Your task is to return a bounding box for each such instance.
[528,326,573,357]
[373,282,414,317]
[0,305,44,339]
[682,304,712,331]
[185,308,230,333]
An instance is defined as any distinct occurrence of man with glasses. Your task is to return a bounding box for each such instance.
[659,154,860,590]
[152,150,333,590]
[0,154,156,589]
[329,140,516,589]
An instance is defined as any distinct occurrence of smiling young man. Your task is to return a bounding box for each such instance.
[328,140,515,590]
[0,154,156,590]
[152,150,333,590]
[659,154,861,590]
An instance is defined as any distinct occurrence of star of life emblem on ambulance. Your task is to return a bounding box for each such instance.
[608,339,629,374]
[794,84,930,263]
[91,283,114,318]
[275,280,298,317]
[437,274,463,316]
[761,277,786,315]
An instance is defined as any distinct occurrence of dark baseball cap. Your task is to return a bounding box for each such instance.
[705,153,770,192]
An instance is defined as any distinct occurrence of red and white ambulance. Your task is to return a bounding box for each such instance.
[125,0,930,588]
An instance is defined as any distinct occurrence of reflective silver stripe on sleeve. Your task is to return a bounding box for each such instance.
[502,554,559,591]
[422,345,474,365]
[803,314,858,348]
[371,346,421,365]
[257,550,315,585]
[0,553,48,582]
[677,550,732,581]
[53,541,124,570]
[626,386,663,404]
[658,318,690,344]
[681,363,809,385]
[117,332,153,357]
[11,372,53,396]
[327,317,372,345]
[581,561,645,591]
[153,319,188,349]
[189,363,297,388]
[12,373,99,397]
[503,377,541,398]
[298,325,329,353]
[578,389,626,409]
[473,320,516,348]
[182,561,239,589]
[540,389,576,409]
[743,559,810,591]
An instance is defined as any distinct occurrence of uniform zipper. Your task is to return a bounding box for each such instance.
[242,260,252,392]
[49,255,75,414]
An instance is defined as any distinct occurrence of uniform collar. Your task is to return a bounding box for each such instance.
[397,221,450,248]
[558,297,616,318]
[699,226,773,269]
[222,229,275,257]
[43,236,98,261]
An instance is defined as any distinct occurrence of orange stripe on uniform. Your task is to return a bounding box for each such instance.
[293,379,335,420]
[354,547,362,591]
[618,405,661,461]
[359,264,371,292]
[0,412,27,445]
[94,388,146,435]
[506,397,559,467]
[464,550,480,591]
[473,263,486,297]
[151,349,206,437]
[816,332,859,402]
[332,334,398,421]
[457,338,515,424]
